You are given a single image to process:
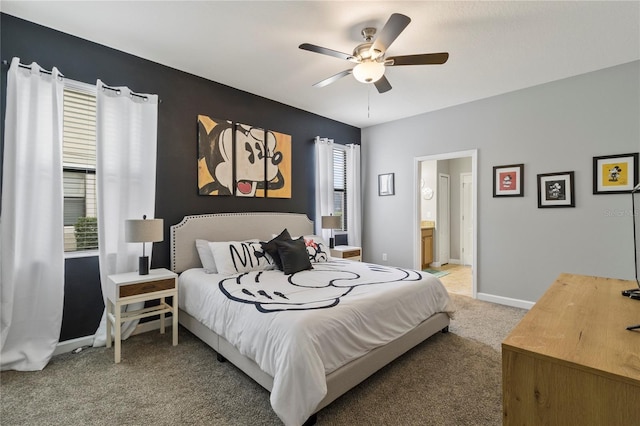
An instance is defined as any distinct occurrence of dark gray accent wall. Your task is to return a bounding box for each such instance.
[0,13,360,340]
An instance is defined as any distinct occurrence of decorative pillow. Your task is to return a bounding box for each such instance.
[303,236,330,263]
[261,228,292,271]
[195,239,218,273]
[209,241,275,276]
[275,237,313,275]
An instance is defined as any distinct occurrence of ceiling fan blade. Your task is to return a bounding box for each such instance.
[299,43,358,62]
[371,13,411,55]
[386,52,449,66]
[313,69,353,88]
[374,75,392,93]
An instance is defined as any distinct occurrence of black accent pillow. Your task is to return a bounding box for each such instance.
[261,228,291,271]
[275,237,313,275]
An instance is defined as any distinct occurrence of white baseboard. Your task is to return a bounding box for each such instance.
[431,259,463,267]
[476,292,534,310]
[53,335,95,356]
[54,319,167,356]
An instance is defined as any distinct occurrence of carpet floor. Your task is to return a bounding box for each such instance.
[0,294,527,425]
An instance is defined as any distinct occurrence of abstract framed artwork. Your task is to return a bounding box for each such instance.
[235,123,266,198]
[493,164,524,197]
[537,171,575,208]
[592,152,639,194]
[378,173,395,196]
[197,114,292,198]
[266,130,292,199]
[197,115,233,196]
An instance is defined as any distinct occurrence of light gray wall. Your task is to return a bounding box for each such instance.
[361,61,639,304]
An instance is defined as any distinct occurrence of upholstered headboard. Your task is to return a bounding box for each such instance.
[170,212,315,273]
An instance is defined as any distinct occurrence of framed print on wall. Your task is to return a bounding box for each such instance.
[592,152,639,194]
[493,164,524,197]
[378,173,395,196]
[537,171,575,208]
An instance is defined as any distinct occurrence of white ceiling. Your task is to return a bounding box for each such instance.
[2,1,639,128]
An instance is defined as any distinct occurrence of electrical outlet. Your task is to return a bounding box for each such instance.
[382,253,387,261]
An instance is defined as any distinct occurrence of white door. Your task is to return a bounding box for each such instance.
[461,173,473,266]
[438,173,450,265]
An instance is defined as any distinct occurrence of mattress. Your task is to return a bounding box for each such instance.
[178,259,453,425]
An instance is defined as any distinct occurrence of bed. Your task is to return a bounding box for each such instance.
[170,212,453,425]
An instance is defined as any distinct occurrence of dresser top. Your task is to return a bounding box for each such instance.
[502,273,640,385]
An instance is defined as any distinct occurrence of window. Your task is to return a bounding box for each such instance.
[63,82,98,253]
[333,146,347,231]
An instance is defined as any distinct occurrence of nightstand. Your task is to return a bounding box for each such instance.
[330,245,362,261]
[106,268,178,363]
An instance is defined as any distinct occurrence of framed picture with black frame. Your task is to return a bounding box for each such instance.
[493,164,524,197]
[378,173,395,196]
[593,152,639,194]
[537,171,575,208]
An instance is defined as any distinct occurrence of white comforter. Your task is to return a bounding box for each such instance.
[179,260,453,426]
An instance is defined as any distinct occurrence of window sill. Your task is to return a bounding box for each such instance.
[65,250,99,259]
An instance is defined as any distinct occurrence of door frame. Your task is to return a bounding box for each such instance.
[460,172,473,266]
[437,173,450,266]
[413,149,477,298]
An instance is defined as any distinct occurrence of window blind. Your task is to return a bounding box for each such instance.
[63,86,98,252]
[332,147,347,231]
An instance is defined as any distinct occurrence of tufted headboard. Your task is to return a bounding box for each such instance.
[170,212,314,273]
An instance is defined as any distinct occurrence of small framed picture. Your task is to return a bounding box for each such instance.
[493,164,524,197]
[537,171,575,208]
[592,152,639,194]
[378,173,395,196]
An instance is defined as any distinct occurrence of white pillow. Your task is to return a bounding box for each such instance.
[209,241,276,275]
[302,235,331,263]
[195,239,217,273]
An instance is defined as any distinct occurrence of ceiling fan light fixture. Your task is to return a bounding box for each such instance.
[353,61,385,84]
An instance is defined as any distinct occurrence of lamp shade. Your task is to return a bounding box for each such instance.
[321,215,341,230]
[125,218,164,243]
[352,61,385,83]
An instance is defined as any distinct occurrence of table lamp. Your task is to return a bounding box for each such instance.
[321,215,341,248]
[125,215,164,275]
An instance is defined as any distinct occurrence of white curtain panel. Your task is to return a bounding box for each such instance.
[346,144,362,247]
[314,137,334,242]
[0,58,65,371]
[92,80,158,347]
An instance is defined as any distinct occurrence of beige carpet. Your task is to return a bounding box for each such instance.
[0,294,527,425]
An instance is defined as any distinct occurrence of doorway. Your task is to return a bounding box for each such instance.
[413,150,477,298]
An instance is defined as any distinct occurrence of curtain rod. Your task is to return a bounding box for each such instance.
[100,84,149,101]
[1,59,64,78]
[2,59,161,103]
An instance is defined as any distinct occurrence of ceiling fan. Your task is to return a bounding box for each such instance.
[299,13,449,94]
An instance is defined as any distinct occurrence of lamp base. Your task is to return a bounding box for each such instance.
[139,256,149,275]
[329,237,335,249]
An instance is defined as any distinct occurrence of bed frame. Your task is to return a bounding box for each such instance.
[170,212,450,423]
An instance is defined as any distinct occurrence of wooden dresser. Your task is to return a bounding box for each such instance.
[502,273,640,425]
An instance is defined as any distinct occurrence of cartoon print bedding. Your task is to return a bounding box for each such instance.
[178,260,453,426]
